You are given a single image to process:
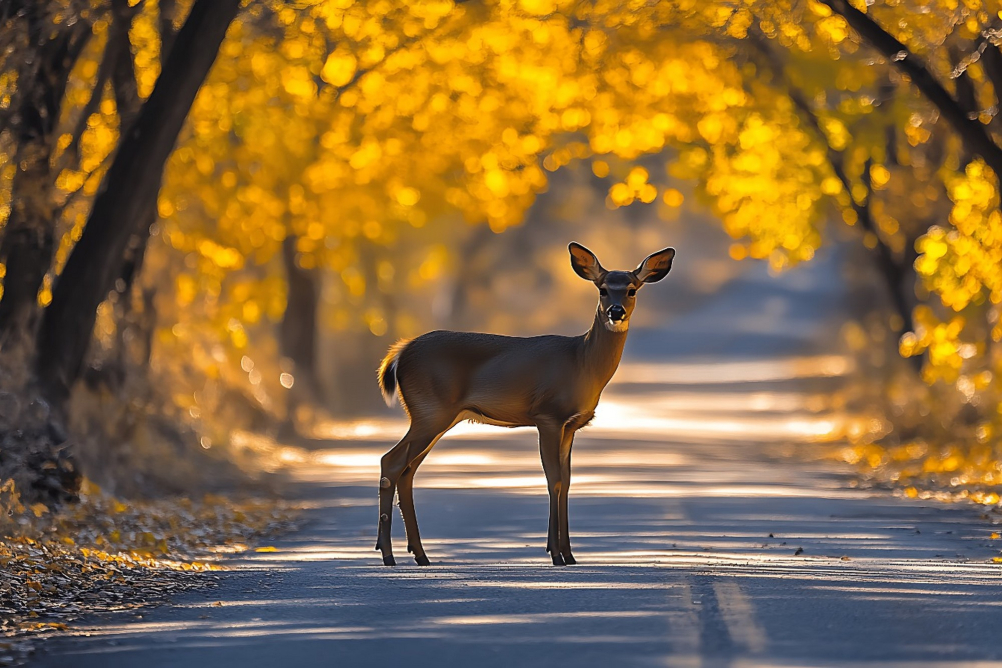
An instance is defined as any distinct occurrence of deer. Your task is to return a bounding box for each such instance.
[374,242,675,566]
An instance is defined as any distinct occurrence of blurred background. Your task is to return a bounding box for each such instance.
[0,0,1000,508]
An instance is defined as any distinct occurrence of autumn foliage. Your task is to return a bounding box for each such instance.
[0,0,1001,501]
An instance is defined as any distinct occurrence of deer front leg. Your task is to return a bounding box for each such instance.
[537,421,565,566]
[557,429,576,565]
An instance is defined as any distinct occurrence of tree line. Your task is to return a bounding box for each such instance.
[0,0,1000,501]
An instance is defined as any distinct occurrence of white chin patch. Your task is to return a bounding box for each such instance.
[604,319,629,333]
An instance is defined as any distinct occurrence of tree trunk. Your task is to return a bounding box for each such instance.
[0,16,90,345]
[35,0,241,407]
[279,235,322,433]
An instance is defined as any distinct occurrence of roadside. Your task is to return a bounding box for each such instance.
[0,481,296,665]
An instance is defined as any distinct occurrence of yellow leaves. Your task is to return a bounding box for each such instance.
[128,2,162,98]
[583,30,607,58]
[484,170,510,197]
[321,50,358,87]
[899,306,969,384]
[697,115,725,143]
[816,16,850,44]
[808,0,833,17]
[903,123,931,146]
[396,187,421,206]
[55,170,86,193]
[198,239,244,270]
[283,66,318,99]
[868,163,890,189]
[366,310,388,336]
[518,0,555,16]
[820,117,849,151]
[662,188,684,207]
[607,167,657,208]
[915,161,1002,312]
[820,176,842,196]
[176,275,198,307]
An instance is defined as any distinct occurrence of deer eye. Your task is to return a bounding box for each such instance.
[599,288,608,297]
[627,288,637,297]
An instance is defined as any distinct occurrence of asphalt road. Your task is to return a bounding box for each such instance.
[32,249,1002,667]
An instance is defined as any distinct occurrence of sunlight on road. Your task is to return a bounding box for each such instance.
[232,353,855,498]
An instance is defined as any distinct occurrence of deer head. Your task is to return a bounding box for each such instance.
[568,242,676,333]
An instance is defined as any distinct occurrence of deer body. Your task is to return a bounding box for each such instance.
[375,243,674,566]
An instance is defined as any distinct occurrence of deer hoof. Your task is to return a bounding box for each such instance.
[415,554,431,566]
[564,553,577,565]
[383,554,396,566]
[379,476,391,489]
[551,553,566,566]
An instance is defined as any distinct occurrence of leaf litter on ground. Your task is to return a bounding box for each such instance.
[0,477,298,665]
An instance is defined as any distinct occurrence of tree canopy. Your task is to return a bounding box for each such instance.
[1,0,1002,496]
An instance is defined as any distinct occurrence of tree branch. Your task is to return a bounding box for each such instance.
[749,34,916,337]
[822,0,1002,175]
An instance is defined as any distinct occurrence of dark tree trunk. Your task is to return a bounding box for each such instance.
[107,0,156,378]
[280,235,321,399]
[0,15,90,345]
[35,0,241,407]
[158,0,178,59]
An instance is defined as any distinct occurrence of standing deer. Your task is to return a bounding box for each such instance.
[375,242,675,566]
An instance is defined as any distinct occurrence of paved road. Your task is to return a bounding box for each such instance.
[33,250,1002,667]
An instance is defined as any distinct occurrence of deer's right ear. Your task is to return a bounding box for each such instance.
[568,242,605,283]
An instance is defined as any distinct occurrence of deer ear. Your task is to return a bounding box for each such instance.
[634,247,675,284]
[568,242,605,282]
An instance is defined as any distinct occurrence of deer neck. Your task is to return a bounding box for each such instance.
[579,307,629,390]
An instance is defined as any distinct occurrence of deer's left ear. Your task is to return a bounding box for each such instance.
[633,247,675,284]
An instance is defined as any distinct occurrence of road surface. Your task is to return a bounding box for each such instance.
[33,249,1002,667]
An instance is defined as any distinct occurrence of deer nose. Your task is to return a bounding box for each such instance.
[607,305,626,322]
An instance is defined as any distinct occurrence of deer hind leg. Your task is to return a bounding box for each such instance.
[397,447,435,566]
[537,420,565,566]
[557,429,576,565]
[377,417,452,566]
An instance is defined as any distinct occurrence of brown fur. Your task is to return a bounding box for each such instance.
[374,243,675,567]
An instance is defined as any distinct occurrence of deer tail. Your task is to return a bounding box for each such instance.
[377,338,412,407]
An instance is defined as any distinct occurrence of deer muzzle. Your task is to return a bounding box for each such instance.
[607,305,626,322]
